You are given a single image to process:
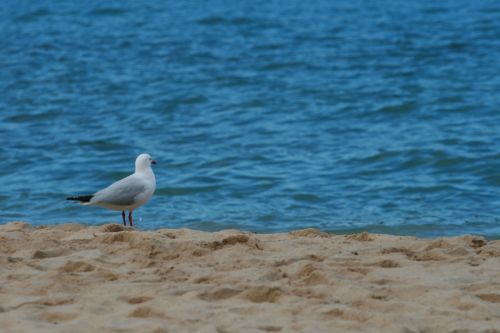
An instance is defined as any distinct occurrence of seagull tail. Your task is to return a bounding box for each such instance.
[66,195,94,204]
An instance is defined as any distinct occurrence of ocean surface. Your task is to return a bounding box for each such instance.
[1,1,500,238]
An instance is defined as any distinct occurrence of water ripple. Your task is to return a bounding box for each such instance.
[1,0,499,238]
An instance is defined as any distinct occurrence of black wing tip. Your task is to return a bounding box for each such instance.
[66,195,93,202]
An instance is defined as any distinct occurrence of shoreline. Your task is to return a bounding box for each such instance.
[1,221,499,332]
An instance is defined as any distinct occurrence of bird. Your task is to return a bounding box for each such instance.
[67,153,156,226]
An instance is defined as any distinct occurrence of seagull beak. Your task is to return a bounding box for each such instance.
[151,160,157,165]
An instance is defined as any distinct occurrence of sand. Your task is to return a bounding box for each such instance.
[0,222,499,333]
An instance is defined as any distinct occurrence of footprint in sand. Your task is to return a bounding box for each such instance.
[119,296,153,304]
[8,298,74,311]
[60,260,95,272]
[40,311,78,324]
[410,251,446,261]
[294,263,328,285]
[198,288,242,301]
[128,306,167,318]
[476,294,500,303]
[242,286,283,303]
[32,248,70,259]
[381,247,414,256]
[203,235,251,251]
[376,259,400,268]
[322,308,369,322]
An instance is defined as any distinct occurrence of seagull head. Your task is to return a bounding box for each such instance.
[135,153,156,173]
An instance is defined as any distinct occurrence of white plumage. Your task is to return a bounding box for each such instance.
[67,153,156,226]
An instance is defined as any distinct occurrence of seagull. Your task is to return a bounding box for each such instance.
[67,153,156,226]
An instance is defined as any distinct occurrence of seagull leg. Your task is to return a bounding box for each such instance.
[121,211,126,226]
[128,210,133,227]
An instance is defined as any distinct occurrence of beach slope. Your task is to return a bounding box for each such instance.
[0,222,499,333]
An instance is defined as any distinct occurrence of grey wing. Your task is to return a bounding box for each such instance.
[92,175,146,206]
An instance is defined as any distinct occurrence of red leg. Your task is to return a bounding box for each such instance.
[128,210,133,227]
[122,211,126,226]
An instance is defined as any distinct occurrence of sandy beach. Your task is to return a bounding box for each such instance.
[0,221,499,333]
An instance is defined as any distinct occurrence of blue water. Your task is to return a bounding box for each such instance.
[1,1,500,238]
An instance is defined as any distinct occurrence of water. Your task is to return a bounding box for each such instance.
[1,1,500,238]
